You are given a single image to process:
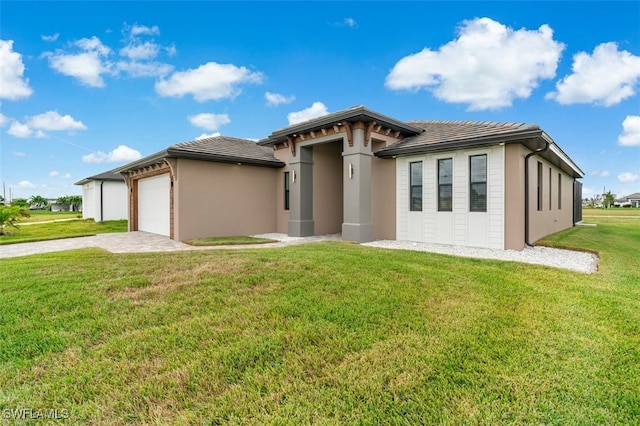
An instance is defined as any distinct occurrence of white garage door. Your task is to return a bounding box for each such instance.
[138,174,170,236]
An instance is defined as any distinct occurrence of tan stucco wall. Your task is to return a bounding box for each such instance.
[526,152,575,245]
[173,158,278,241]
[273,147,290,234]
[371,139,396,240]
[312,141,343,235]
[504,144,526,250]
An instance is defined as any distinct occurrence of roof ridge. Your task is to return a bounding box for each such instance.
[406,119,533,127]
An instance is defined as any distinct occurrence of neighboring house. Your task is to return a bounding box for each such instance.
[74,170,128,221]
[614,193,640,207]
[115,105,584,250]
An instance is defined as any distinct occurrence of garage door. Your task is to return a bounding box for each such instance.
[138,174,170,236]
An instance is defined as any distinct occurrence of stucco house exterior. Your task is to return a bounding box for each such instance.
[614,192,640,207]
[75,170,128,221]
[115,106,584,250]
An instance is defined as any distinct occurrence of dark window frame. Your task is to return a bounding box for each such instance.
[409,161,423,212]
[549,167,552,210]
[438,158,453,212]
[469,155,487,212]
[284,171,290,211]
[558,172,562,210]
[537,161,543,211]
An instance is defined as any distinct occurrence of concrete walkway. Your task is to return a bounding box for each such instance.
[0,232,340,259]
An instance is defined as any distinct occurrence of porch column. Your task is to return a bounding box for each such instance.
[288,145,314,237]
[342,123,373,243]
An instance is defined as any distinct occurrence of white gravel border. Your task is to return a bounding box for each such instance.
[253,233,598,274]
[362,240,598,274]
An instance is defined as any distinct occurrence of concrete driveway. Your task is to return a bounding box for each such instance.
[0,232,337,259]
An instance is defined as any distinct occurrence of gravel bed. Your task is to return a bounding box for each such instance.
[255,233,598,274]
[363,240,598,274]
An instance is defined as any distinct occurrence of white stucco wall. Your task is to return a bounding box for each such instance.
[396,146,505,249]
[82,180,127,221]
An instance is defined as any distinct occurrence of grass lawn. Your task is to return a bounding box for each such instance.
[0,220,127,245]
[21,210,83,223]
[0,213,638,424]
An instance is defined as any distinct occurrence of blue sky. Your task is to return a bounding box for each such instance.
[1,1,639,201]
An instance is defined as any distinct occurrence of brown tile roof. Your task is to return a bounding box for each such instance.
[376,120,542,157]
[168,135,283,167]
[74,169,124,185]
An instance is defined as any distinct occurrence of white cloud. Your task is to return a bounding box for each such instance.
[547,43,640,106]
[618,172,639,183]
[13,151,27,157]
[265,92,295,106]
[63,173,72,179]
[344,18,357,28]
[116,61,173,77]
[27,111,86,131]
[49,171,60,177]
[0,113,8,126]
[44,36,112,87]
[188,113,230,131]
[287,102,329,125]
[590,170,610,177]
[18,180,36,189]
[42,33,60,42]
[155,62,263,102]
[82,144,142,164]
[618,115,640,147]
[196,132,221,140]
[119,41,160,60]
[129,24,160,37]
[385,18,564,111]
[7,121,32,138]
[0,39,33,100]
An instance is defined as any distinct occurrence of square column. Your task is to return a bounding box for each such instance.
[288,146,314,237]
[342,124,374,243]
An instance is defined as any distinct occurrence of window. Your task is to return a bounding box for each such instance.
[469,155,487,212]
[284,171,290,210]
[409,161,423,211]
[549,167,551,210]
[537,161,543,211]
[438,158,453,211]
[558,173,562,210]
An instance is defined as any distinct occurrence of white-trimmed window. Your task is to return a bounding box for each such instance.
[469,155,487,212]
[410,161,423,211]
[438,158,453,212]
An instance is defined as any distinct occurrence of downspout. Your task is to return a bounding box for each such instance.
[100,181,104,223]
[524,140,550,247]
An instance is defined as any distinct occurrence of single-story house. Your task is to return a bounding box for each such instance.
[74,170,128,221]
[114,105,584,250]
[614,192,640,207]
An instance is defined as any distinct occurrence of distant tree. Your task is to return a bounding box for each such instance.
[603,191,616,209]
[56,196,70,211]
[0,205,23,235]
[68,195,82,211]
[56,195,82,211]
[10,198,29,208]
[0,195,4,203]
[28,195,49,210]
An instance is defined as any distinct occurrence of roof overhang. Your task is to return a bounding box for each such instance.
[376,129,584,179]
[259,105,424,146]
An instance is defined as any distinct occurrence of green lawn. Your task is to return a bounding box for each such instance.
[0,219,127,245]
[0,214,638,424]
[21,210,83,223]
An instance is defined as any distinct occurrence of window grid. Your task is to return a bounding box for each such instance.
[469,155,487,212]
[438,158,453,212]
[409,161,423,212]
